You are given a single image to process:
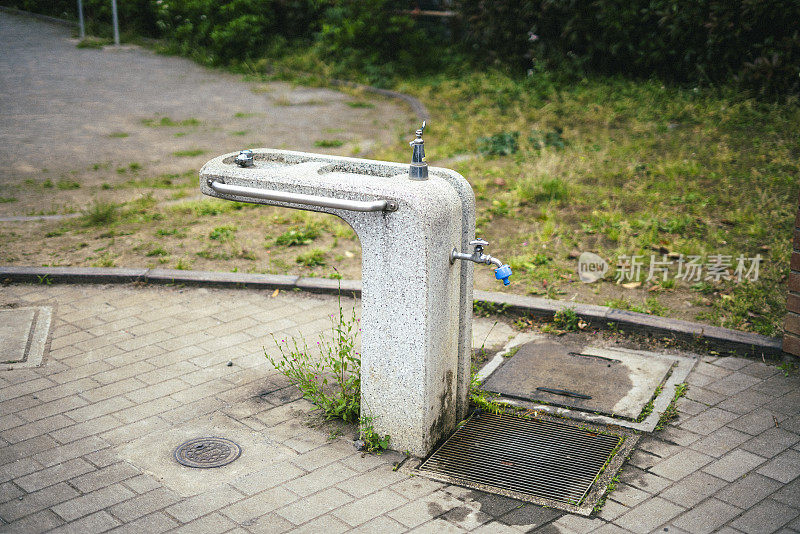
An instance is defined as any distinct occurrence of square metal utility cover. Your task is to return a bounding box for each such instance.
[0,306,52,370]
[477,336,696,431]
[412,412,637,516]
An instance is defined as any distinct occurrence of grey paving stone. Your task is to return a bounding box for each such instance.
[716,388,775,415]
[389,477,446,502]
[1,509,64,533]
[694,361,734,379]
[620,467,671,493]
[752,375,798,398]
[122,474,161,495]
[164,485,244,523]
[387,491,462,528]
[741,427,800,458]
[169,512,236,534]
[275,487,353,525]
[757,449,800,483]
[739,361,780,379]
[331,488,408,526]
[637,438,681,459]
[675,397,708,416]
[550,514,606,533]
[470,520,520,534]
[407,517,470,534]
[334,466,408,499]
[728,409,789,435]
[702,449,767,482]
[660,471,727,508]
[628,450,660,470]
[14,457,95,492]
[689,427,752,458]
[608,484,650,507]
[613,496,685,534]
[48,510,121,534]
[685,386,727,407]
[772,478,800,508]
[106,511,178,534]
[671,498,742,534]
[230,462,306,496]
[716,473,784,509]
[596,500,629,521]
[441,505,492,531]
[657,426,702,447]
[287,514,349,534]
[0,482,79,522]
[239,512,295,534]
[679,408,739,435]
[770,391,800,416]
[221,487,300,524]
[713,357,752,371]
[497,504,560,530]
[282,462,359,497]
[650,449,714,481]
[731,498,800,533]
[51,484,136,522]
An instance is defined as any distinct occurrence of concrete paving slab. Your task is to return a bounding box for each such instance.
[0,306,52,369]
[116,412,297,497]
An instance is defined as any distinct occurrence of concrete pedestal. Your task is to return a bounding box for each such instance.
[200,150,475,455]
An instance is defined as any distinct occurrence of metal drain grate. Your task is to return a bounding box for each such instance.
[419,412,623,508]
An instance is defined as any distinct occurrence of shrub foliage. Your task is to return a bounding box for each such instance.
[4,0,798,95]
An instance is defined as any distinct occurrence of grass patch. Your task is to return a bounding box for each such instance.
[81,199,117,226]
[0,197,17,203]
[172,149,206,158]
[314,139,344,148]
[76,37,110,49]
[56,180,80,190]
[346,101,374,108]
[296,249,326,267]
[209,225,237,241]
[146,246,169,257]
[108,132,129,138]
[274,224,321,246]
[142,116,201,128]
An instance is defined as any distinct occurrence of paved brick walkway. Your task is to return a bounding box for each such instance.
[0,284,798,533]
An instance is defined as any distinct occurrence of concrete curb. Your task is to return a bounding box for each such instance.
[0,265,783,358]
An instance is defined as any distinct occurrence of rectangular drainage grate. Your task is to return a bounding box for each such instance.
[417,412,635,515]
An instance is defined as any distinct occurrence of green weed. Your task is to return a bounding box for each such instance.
[0,197,17,203]
[314,139,344,148]
[477,132,519,156]
[56,180,80,190]
[142,116,201,128]
[108,132,129,138]
[172,149,206,157]
[81,199,117,226]
[209,225,237,241]
[274,224,321,247]
[346,101,374,108]
[146,246,169,257]
[266,285,361,422]
[296,249,326,267]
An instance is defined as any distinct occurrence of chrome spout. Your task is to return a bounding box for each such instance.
[409,121,428,180]
[450,239,512,285]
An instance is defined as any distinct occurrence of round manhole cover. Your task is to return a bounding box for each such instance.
[174,437,241,468]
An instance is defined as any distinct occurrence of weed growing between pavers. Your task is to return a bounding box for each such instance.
[265,281,390,452]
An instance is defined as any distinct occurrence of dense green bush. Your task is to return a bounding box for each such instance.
[5,0,798,95]
[154,0,321,63]
[3,0,159,36]
[455,0,800,97]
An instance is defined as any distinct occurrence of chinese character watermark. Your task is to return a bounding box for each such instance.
[577,253,761,284]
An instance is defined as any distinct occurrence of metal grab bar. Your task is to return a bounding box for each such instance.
[207,179,398,212]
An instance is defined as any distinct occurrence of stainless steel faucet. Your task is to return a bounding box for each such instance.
[451,239,513,285]
[409,121,428,180]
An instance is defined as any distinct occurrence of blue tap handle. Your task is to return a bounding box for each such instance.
[494,264,512,286]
